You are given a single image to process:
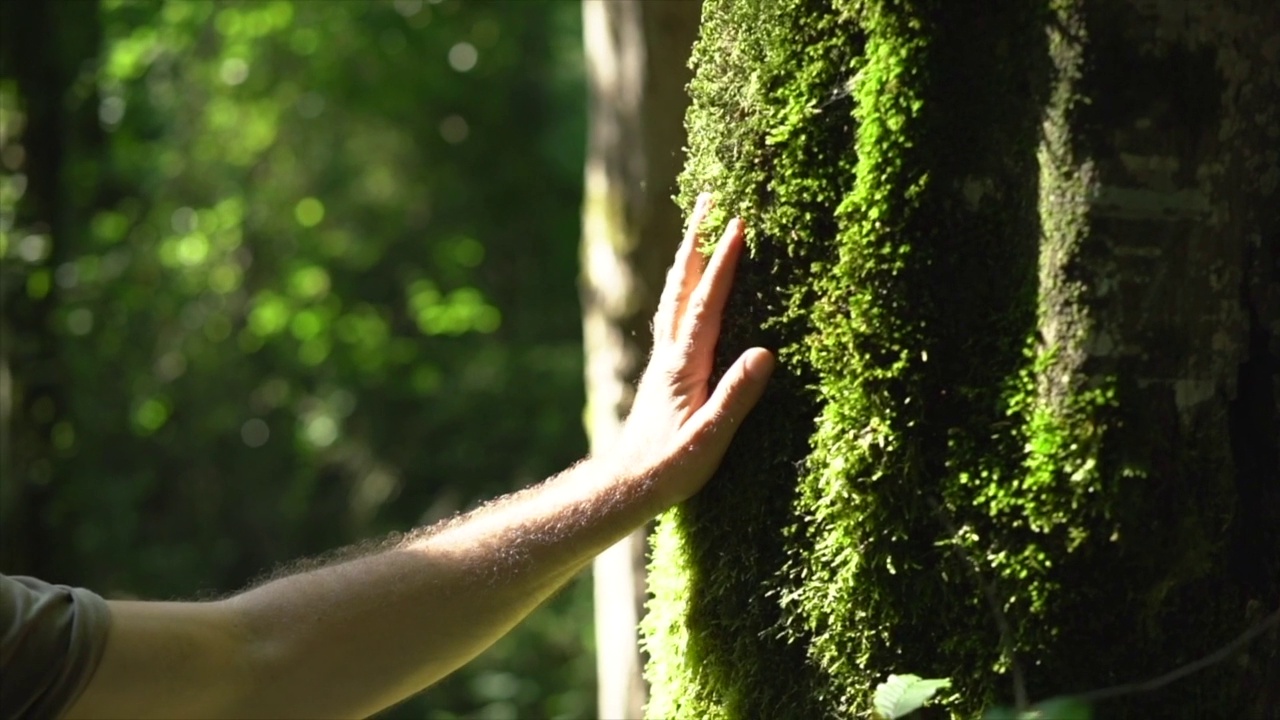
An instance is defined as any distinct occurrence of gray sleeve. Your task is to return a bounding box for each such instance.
[1,574,112,720]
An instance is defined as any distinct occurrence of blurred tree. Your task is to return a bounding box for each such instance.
[579,1,701,718]
[644,0,1279,718]
[1,1,595,717]
[0,0,104,579]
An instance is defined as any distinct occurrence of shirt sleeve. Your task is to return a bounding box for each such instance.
[0,574,112,720]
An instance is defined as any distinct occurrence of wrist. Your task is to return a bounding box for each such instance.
[586,450,677,519]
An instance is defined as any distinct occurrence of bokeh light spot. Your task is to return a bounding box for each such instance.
[241,418,270,448]
[66,308,94,336]
[52,422,76,452]
[289,265,331,299]
[133,397,171,434]
[290,309,323,341]
[304,414,338,448]
[99,96,126,126]
[295,197,325,227]
[393,0,423,17]
[220,57,250,86]
[176,234,210,266]
[440,115,469,144]
[17,234,50,263]
[448,42,478,72]
[291,28,320,55]
[171,206,198,233]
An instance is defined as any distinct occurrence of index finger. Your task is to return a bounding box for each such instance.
[654,192,714,343]
[679,217,745,350]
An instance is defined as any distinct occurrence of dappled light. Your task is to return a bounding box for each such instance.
[1,0,590,716]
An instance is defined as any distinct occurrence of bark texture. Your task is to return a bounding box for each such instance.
[580,1,701,717]
[643,0,1279,717]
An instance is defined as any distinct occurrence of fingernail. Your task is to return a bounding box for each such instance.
[695,192,712,212]
[747,349,775,380]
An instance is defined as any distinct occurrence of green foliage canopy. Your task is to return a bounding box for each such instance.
[1,1,593,717]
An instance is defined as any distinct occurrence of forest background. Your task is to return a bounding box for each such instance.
[0,1,597,718]
[9,1,1276,718]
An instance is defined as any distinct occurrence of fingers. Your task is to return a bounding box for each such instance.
[686,347,775,458]
[678,217,745,351]
[654,193,713,343]
[673,194,715,333]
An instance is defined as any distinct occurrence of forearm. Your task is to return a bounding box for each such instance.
[230,457,664,719]
[66,200,771,720]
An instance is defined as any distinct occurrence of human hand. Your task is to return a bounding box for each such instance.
[612,192,775,509]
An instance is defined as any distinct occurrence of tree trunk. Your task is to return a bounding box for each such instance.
[580,1,702,717]
[0,0,103,580]
[644,1,1279,718]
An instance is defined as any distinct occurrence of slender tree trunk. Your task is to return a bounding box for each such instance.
[0,0,103,580]
[644,1,1279,717]
[580,1,701,717]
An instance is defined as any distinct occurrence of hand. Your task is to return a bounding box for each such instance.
[59,197,775,720]
[613,193,775,508]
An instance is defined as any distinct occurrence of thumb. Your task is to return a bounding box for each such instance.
[688,347,775,455]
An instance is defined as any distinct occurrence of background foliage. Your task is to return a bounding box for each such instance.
[0,1,593,717]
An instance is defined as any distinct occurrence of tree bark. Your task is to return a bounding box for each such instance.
[644,0,1279,717]
[580,1,702,717]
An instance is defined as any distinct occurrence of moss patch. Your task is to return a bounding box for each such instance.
[644,0,1275,717]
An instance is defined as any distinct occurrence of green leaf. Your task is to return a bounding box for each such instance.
[873,674,952,719]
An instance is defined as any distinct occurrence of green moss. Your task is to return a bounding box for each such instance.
[643,1,862,717]
[644,1,1267,717]
[645,0,1051,716]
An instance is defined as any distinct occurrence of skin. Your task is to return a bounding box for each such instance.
[64,193,775,720]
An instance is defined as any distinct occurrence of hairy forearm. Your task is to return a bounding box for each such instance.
[66,201,770,720]
[229,457,663,718]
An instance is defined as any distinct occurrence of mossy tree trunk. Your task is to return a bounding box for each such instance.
[643,1,1279,718]
[580,1,701,717]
